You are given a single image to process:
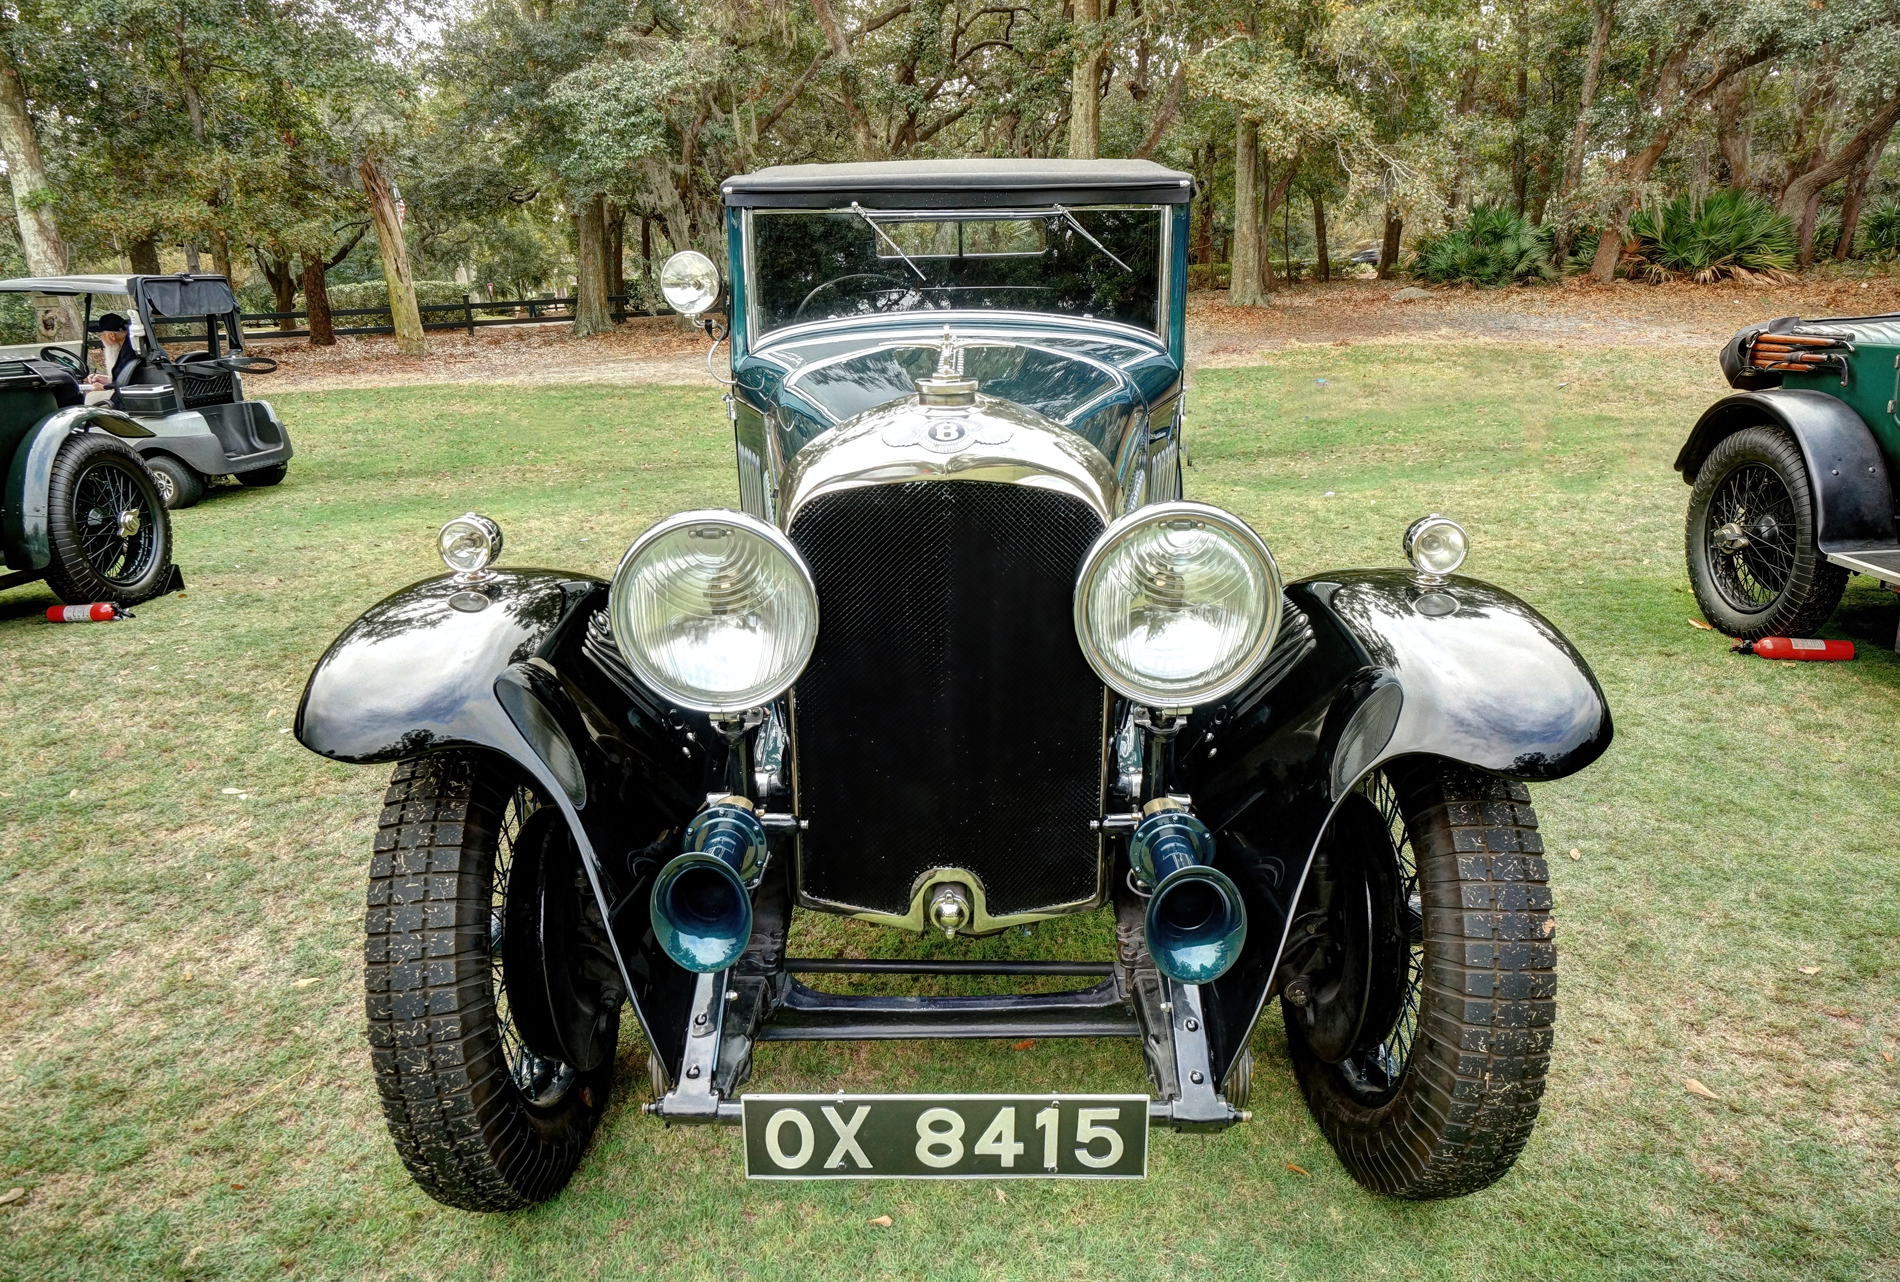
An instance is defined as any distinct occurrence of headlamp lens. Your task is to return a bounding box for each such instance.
[609,512,818,713]
[438,513,501,577]
[1075,503,1282,706]
[1404,515,1468,577]
[659,251,721,317]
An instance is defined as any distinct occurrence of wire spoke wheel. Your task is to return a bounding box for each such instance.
[1684,425,1846,640]
[73,458,160,585]
[490,785,577,1108]
[1284,761,1555,1199]
[1706,461,1797,610]
[367,755,616,1211]
[1334,772,1422,1102]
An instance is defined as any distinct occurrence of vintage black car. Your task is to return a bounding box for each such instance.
[296,160,1612,1208]
[1682,314,1900,641]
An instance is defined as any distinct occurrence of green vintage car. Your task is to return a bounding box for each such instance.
[0,358,175,605]
[1680,315,1900,640]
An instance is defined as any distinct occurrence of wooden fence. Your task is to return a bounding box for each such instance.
[229,293,675,341]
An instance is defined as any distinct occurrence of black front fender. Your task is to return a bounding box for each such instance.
[1674,390,1896,555]
[1174,569,1612,1088]
[295,569,718,1082]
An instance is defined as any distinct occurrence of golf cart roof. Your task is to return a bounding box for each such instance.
[0,274,238,316]
[0,274,136,296]
[721,159,1196,209]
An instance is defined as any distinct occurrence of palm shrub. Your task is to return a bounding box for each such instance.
[1410,205,1557,286]
[1625,189,1796,283]
[1863,200,1900,256]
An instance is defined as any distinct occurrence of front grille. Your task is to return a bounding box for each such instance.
[789,480,1108,919]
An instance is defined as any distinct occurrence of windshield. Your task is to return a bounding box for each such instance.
[748,206,1163,338]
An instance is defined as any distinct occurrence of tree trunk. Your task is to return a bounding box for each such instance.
[1562,1,1613,201]
[1714,71,1751,189]
[608,203,625,301]
[1068,0,1105,159]
[258,252,298,314]
[574,193,615,337]
[1264,155,1297,291]
[1313,192,1330,282]
[184,242,201,272]
[0,43,76,339]
[1836,134,1887,261]
[1377,208,1403,280]
[1589,227,1623,281]
[1260,149,1272,293]
[641,212,652,277]
[211,232,232,283]
[1511,0,1530,216]
[1194,141,1214,266]
[129,236,161,275]
[1779,88,1900,220]
[359,157,426,356]
[811,0,881,161]
[1797,190,1823,268]
[1132,58,1187,159]
[1231,118,1264,307]
[301,252,335,347]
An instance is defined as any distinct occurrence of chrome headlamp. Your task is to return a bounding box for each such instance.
[1073,501,1283,708]
[659,251,722,318]
[1403,514,1468,581]
[438,513,502,584]
[608,510,819,714]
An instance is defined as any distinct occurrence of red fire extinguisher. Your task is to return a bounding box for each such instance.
[1732,636,1855,661]
[45,602,130,623]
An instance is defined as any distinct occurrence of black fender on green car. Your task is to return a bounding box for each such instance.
[1674,388,1897,556]
[2,403,155,574]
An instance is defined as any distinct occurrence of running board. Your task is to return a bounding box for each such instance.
[1826,547,1900,583]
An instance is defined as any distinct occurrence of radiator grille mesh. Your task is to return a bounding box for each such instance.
[789,480,1108,918]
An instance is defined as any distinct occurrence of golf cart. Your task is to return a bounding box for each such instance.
[0,274,292,508]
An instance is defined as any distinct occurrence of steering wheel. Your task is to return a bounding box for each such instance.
[210,353,278,374]
[38,345,85,377]
[792,272,912,324]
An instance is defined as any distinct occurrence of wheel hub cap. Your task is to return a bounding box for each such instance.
[1714,521,1751,554]
[117,509,141,538]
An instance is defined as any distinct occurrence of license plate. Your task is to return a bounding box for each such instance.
[742,1094,1148,1180]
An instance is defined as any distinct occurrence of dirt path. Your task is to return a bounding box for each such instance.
[253,276,1900,392]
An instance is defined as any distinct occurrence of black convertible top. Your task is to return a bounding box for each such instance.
[722,159,1195,210]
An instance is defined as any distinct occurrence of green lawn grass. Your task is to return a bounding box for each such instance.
[2,347,1896,1280]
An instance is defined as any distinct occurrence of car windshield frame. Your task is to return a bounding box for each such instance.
[742,204,1172,344]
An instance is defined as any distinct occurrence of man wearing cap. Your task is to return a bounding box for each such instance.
[79,313,140,404]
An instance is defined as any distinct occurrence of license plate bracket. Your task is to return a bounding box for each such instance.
[742,1094,1149,1179]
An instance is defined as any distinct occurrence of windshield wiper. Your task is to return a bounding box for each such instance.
[1052,204,1132,273]
[851,202,928,281]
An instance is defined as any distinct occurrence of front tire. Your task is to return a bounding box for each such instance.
[367,753,617,1211]
[1283,760,1554,1199]
[1685,425,1846,639]
[42,433,173,605]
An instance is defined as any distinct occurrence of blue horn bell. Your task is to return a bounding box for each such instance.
[1130,799,1247,985]
[650,796,767,973]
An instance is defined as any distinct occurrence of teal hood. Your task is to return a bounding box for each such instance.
[732,312,1184,470]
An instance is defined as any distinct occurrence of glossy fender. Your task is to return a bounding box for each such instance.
[295,570,718,1082]
[3,405,155,571]
[1171,569,1612,1089]
[1674,390,1897,555]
